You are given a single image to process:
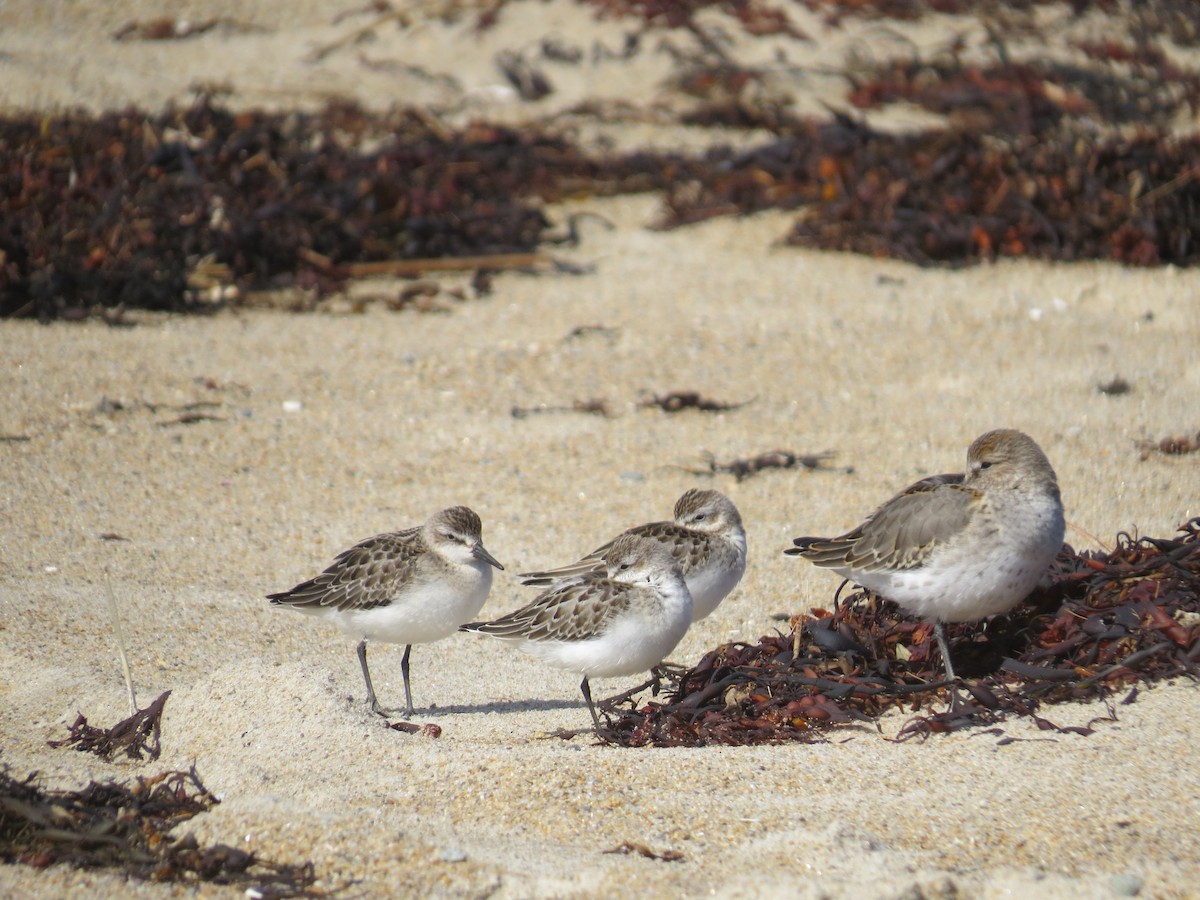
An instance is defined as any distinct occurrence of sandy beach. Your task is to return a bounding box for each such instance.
[2,2,1199,897]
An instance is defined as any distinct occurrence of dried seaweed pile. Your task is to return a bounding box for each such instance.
[589,1,1200,267]
[773,124,1199,267]
[48,690,171,762]
[575,0,1198,34]
[0,767,319,894]
[601,519,1200,747]
[582,0,806,37]
[847,57,1200,133]
[666,91,1200,267]
[6,3,1200,320]
[606,0,1200,39]
[0,96,669,320]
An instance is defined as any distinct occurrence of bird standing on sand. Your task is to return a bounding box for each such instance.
[462,534,694,729]
[787,429,1065,692]
[518,488,746,621]
[269,506,504,718]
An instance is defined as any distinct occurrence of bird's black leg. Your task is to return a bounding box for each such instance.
[581,676,601,729]
[357,639,386,717]
[358,639,413,718]
[400,644,415,718]
[933,622,970,713]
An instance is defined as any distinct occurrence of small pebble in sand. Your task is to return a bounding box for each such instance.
[1109,873,1144,896]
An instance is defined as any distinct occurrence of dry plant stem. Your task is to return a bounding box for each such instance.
[104,568,138,715]
[343,252,548,278]
[1067,519,1113,553]
[306,8,411,63]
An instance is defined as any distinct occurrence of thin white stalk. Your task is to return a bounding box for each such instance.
[104,568,138,714]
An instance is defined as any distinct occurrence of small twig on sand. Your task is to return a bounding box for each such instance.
[306,7,410,63]
[342,251,549,277]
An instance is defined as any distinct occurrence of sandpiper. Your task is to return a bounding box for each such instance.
[463,533,693,728]
[788,429,1065,692]
[519,488,745,621]
[269,506,503,717]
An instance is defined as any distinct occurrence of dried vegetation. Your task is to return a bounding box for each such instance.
[4,1,1200,319]
[599,519,1200,746]
[0,767,321,895]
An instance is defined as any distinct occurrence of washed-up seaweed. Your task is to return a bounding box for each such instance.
[48,690,171,761]
[602,841,684,862]
[576,0,1200,44]
[564,323,620,342]
[6,7,1200,321]
[655,102,1200,266]
[511,398,612,419]
[600,518,1200,746]
[0,767,320,895]
[846,56,1200,134]
[1138,430,1200,458]
[678,449,838,481]
[497,49,555,101]
[795,0,1200,40]
[1096,376,1132,396]
[523,0,806,39]
[639,391,752,413]
[0,96,672,320]
[659,25,1200,266]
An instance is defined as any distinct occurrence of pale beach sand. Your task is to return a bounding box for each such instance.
[1,2,1199,897]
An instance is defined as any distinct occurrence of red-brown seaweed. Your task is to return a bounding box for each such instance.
[599,518,1200,746]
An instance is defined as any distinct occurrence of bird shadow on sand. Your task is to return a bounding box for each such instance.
[419,697,586,716]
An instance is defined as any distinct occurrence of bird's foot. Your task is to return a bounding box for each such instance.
[372,701,416,720]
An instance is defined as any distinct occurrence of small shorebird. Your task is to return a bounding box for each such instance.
[462,534,694,728]
[787,429,1065,692]
[518,488,746,621]
[268,506,504,717]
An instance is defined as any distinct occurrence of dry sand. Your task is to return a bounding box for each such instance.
[2,2,1199,898]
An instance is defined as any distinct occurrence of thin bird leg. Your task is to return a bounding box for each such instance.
[400,644,415,718]
[357,639,387,717]
[580,676,602,729]
[358,639,414,719]
[933,622,969,712]
[933,622,959,682]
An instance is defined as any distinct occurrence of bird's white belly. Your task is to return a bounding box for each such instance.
[325,567,493,644]
[687,557,746,620]
[521,610,691,678]
[855,527,1060,622]
[858,555,1041,622]
[845,489,1064,623]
